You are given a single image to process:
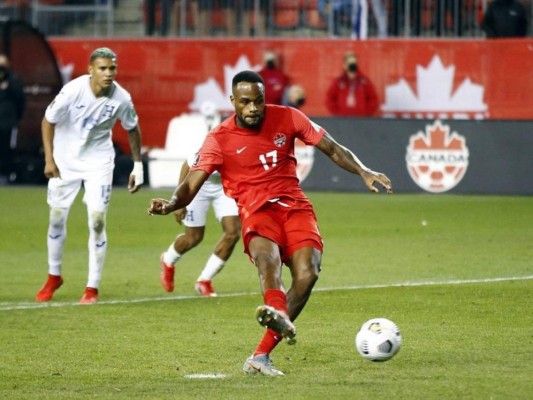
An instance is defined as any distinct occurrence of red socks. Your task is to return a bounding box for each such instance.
[253,289,288,357]
[253,329,282,357]
[264,289,288,314]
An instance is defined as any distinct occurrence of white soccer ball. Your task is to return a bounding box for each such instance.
[355,318,402,362]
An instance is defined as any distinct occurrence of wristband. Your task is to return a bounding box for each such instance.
[131,161,144,186]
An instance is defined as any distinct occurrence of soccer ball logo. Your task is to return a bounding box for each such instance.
[406,120,469,193]
[355,318,402,362]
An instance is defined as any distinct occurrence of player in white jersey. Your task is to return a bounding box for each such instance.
[36,47,144,304]
[159,110,240,297]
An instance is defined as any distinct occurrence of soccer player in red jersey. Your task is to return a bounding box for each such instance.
[148,70,392,376]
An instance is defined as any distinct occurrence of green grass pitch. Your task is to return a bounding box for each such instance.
[0,186,531,399]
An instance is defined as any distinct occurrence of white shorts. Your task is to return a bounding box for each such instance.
[47,170,114,212]
[183,180,238,227]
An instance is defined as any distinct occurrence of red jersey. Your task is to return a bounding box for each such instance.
[190,105,325,218]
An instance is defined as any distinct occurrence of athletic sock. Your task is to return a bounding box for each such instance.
[253,328,282,357]
[264,288,288,314]
[163,243,181,266]
[48,264,62,277]
[87,211,107,290]
[197,254,225,281]
[47,207,68,276]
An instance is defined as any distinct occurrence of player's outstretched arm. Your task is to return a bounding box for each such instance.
[171,161,191,223]
[315,131,393,194]
[148,169,209,216]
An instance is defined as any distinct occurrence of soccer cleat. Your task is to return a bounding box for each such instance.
[160,253,175,292]
[243,354,284,376]
[194,280,217,297]
[80,287,98,304]
[35,274,64,302]
[255,305,297,345]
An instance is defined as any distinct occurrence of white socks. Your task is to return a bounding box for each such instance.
[197,254,225,282]
[87,210,107,289]
[163,243,182,266]
[47,207,69,276]
[162,243,225,282]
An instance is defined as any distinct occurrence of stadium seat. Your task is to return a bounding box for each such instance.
[302,0,326,31]
[209,0,237,36]
[211,8,227,31]
[271,0,302,30]
[142,0,195,35]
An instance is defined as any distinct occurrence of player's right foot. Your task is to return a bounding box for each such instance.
[35,274,63,302]
[243,354,284,376]
[194,280,217,297]
[80,287,98,304]
[255,305,297,345]
[160,253,175,292]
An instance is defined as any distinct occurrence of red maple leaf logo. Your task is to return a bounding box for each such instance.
[411,123,466,151]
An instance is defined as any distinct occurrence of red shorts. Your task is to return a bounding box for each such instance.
[242,197,324,264]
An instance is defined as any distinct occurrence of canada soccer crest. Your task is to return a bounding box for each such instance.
[406,120,469,193]
[273,133,287,147]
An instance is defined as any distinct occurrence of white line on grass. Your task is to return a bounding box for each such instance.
[183,373,226,379]
[315,274,533,292]
[1,274,532,312]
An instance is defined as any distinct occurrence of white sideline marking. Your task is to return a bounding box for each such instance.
[1,275,532,312]
[315,274,533,292]
[183,373,226,379]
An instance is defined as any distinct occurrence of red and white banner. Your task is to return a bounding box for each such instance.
[49,38,533,151]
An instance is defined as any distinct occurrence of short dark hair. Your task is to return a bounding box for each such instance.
[90,47,117,64]
[232,70,264,88]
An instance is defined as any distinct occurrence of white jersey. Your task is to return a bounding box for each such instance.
[45,75,138,175]
[181,113,237,227]
[185,114,222,186]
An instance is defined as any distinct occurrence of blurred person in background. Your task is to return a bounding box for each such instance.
[284,84,306,109]
[257,50,290,105]
[481,0,528,38]
[325,51,378,116]
[352,0,388,39]
[242,0,268,36]
[318,0,353,37]
[35,48,144,304]
[0,54,25,184]
[145,0,174,36]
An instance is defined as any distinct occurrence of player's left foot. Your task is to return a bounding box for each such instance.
[243,354,284,376]
[194,280,217,297]
[255,305,297,345]
[160,253,175,292]
[80,287,98,304]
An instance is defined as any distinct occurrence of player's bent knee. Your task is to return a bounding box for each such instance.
[49,207,68,229]
[185,229,204,247]
[186,236,202,248]
[302,267,320,286]
[224,230,241,245]
[254,252,282,270]
[293,263,320,287]
[89,210,106,234]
